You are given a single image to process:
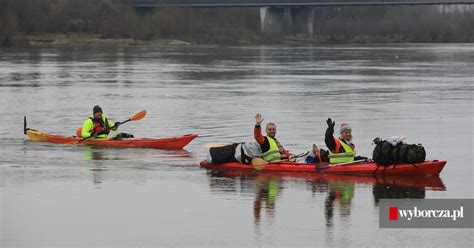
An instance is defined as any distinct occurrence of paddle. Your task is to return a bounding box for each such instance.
[112,109,147,127]
[203,143,230,148]
[288,151,310,162]
[328,159,367,167]
[251,151,310,170]
[316,159,367,172]
[251,157,288,171]
[78,109,147,143]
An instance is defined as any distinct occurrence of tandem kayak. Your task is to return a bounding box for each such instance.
[199,160,446,176]
[26,129,198,150]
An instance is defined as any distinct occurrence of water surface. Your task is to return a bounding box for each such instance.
[1,44,473,247]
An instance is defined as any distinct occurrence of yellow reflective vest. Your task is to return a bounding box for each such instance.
[81,114,117,139]
[328,139,355,164]
[261,137,281,162]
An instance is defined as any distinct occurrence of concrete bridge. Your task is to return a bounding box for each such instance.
[118,0,474,36]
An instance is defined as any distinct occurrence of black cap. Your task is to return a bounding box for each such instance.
[93,105,103,114]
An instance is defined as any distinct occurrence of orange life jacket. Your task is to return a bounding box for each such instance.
[76,117,110,137]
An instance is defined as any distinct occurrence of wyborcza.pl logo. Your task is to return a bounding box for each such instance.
[389,206,464,221]
[380,199,473,228]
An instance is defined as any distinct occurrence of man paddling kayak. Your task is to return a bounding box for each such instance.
[79,105,119,139]
[78,105,133,140]
[254,114,291,162]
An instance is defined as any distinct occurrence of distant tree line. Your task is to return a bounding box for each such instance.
[1,0,473,46]
[313,5,474,42]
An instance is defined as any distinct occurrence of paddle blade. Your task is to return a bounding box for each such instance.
[131,109,147,121]
[203,143,230,148]
[251,158,268,171]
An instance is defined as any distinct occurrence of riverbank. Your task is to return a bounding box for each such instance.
[4,33,437,48]
[2,1,473,48]
[10,34,191,47]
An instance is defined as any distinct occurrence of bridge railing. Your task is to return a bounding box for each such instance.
[118,0,474,7]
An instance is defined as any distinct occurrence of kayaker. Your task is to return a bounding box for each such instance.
[325,118,366,163]
[80,105,126,139]
[254,113,291,162]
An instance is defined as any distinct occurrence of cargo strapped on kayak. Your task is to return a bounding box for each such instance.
[372,137,426,166]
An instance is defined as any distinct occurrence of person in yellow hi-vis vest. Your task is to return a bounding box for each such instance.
[254,113,291,162]
[325,118,367,164]
[76,105,134,140]
[79,105,118,139]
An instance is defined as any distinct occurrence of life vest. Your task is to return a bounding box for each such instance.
[328,138,355,164]
[261,137,281,162]
[75,123,110,137]
[90,117,110,135]
[81,115,111,138]
[76,127,82,137]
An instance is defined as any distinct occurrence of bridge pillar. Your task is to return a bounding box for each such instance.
[291,7,314,37]
[260,7,286,34]
[260,6,315,37]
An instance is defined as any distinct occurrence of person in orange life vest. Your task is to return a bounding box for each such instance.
[254,113,291,161]
[325,118,367,163]
[79,105,119,139]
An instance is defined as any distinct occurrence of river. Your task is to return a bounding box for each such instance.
[1,44,473,247]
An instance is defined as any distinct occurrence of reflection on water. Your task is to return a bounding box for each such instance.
[81,148,110,185]
[81,148,123,161]
[80,146,192,162]
[253,176,281,226]
[79,147,194,185]
[81,165,107,185]
[206,170,446,231]
[373,184,425,203]
[324,180,354,228]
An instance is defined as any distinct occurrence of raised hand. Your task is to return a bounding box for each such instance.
[326,118,335,129]
[255,113,264,125]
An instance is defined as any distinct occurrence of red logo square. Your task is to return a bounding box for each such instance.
[389,206,398,221]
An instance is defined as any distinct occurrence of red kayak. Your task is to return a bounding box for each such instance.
[199,160,446,176]
[26,129,198,150]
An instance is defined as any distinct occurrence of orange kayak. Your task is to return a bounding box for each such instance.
[200,160,446,176]
[26,129,198,150]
